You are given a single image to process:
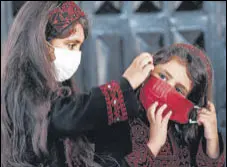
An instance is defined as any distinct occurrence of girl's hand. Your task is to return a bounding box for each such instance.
[197,101,219,140]
[197,101,220,159]
[123,53,154,90]
[147,102,172,156]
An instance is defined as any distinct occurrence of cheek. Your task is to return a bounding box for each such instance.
[151,70,158,77]
[50,39,67,49]
[152,73,159,79]
[151,71,162,81]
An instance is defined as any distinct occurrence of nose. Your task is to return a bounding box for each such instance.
[167,79,175,88]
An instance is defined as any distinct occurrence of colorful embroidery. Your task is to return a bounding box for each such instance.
[125,119,225,167]
[100,81,128,125]
[48,1,85,34]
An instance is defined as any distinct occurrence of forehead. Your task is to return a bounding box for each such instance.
[155,56,192,91]
[66,23,85,42]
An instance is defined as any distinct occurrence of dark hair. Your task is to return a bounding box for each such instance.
[138,44,213,146]
[1,1,95,167]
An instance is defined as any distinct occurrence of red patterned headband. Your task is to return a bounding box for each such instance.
[48,1,85,35]
[172,43,212,81]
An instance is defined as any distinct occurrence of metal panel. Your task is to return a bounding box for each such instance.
[1,1,13,49]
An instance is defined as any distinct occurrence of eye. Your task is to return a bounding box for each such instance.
[159,73,167,81]
[175,87,184,95]
[67,43,77,50]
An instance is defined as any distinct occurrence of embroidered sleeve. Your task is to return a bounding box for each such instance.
[99,77,139,125]
[50,77,139,137]
[100,80,128,125]
[196,134,226,167]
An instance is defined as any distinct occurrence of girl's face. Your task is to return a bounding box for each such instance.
[48,23,85,61]
[152,56,193,97]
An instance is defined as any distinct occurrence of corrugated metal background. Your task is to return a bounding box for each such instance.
[1,1,226,152]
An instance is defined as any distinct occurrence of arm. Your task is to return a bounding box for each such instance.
[196,133,225,167]
[49,77,140,138]
[49,53,154,138]
[197,101,221,159]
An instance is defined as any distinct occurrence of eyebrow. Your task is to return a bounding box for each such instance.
[163,69,172,79]
[163,69,189,93]
[65,38,82,43]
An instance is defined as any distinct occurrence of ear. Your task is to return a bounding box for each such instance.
[46,41,56,62]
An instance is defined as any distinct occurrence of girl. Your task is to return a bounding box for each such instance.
[93,44,225,167]
[1,1,153,167]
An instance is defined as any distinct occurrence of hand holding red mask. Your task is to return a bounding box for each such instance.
[139,75,199,124]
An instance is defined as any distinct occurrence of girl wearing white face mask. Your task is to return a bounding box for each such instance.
[47,43,82,82]
[1,1,154,167]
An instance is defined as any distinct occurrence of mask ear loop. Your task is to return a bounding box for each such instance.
[189,106,201,124]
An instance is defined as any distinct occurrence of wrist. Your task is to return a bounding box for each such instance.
[206,132,219,141]
[206,136,220,159]
[147,141,162,157]
[122,75,136,90]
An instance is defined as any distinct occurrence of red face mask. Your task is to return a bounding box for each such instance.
[139,75,199,124]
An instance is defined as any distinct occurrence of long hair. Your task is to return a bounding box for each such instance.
[1,1,97,167]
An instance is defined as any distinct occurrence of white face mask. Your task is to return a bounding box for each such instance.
[53,47,82,82]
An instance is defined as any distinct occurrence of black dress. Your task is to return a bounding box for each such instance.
[46,77,140,167]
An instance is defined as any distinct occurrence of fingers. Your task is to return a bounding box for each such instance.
[198,108,210,115]
[133,53,148,63]
[139,56,154,70]
[198,101,216,115]
[207,101,216,113]
[147,103,171,135]
[197,112,215,125]
[197,114,208,126]
[197,106,218,127]
[162,110,172,128]
[142,64,154,77]
[200,108,208,113]
[137,52,152,61]
[147,103,169,124]
[136,53,153,68]
[122,52,154,90]
[147,102,159,123]
[156,104,167,123]
[197,108,210,126]
[197,113,210,120]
